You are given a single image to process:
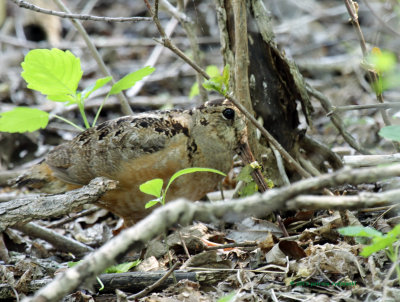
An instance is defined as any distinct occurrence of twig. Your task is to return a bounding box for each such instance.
[361,0,400,38]
[13,222,93,257]
[127,262,180,300]
[142,0,311,179]
[270,144,290,185]
[9,0,151,23]
[143,0,208,79]
[128,16,180,98]
[306,84,372,155]
[226,93,311,179]
[328,102,400,114]
[300,134,343,170]
[343,153,400,167]
[287,188,400,209]
[178,230,191,259]
[22,164,400,301]
[205,241,258,251]
[46,208,99,228]
[52,0,133,116]
[161,0,208,102]
[343,0,397,151]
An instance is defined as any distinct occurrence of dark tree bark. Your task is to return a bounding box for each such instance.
[215,0,339,183]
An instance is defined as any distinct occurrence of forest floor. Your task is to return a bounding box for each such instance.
[1,0,400,301]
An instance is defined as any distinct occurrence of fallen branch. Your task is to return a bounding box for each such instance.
[0,270,228,299]
[287,188,400,209]
[128,262,180,299]
[0,177,118,232]
[343,153,400,167]
[13,222,93,257]
[23,164,400,302]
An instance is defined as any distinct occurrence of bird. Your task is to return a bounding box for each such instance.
[16,99,261,226]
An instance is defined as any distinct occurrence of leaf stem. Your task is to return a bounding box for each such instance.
[92,93,110,127]
[77,97,90,129]
[53,115,84,132]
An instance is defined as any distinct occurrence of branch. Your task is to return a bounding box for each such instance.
[288,189,400,209]
[13,222,93,256]
[328,102,400,113]
[306,84,372,155]
[52,0,134,115]
[142,0,311,179]
[0,177,117,232]
[10,0,151,22]
[23,164,400,301]
[160,0,208,102]
[128,262,180,299]
[343,0,398,152]
[343,153,400,167]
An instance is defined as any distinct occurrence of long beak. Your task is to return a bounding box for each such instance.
[236,142,269,193]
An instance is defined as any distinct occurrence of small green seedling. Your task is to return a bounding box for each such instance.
[363,48,400,142]
[217,291,236,302]
[338,225,400,283]
[0,48,155,133]
[68,259,141,291]
[189,64,230,99]
[378,125,400,142]
[236,163,273,197]
[139,167,226,209]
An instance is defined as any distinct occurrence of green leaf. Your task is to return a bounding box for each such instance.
[104,260,141,273]
[217,291,236,302]
[388,224,400,238]
[378,125,400,142]
[222,64,230,88]
[139,178,163,198]
[338,226,383,238]
[236,165,255,183]
[67,260,82,268]
[47,94,77,103]
[21,48,82,99]
[110,66,155,95]
[190,65,224,99]
[0,107,49,133]
[165,167,226,193]
[202,79,223,93]
[360,234,399,257]
[239,181,258,197]
[145,198,162,208]
[367,49,397,73]
[205,65,220,77]
[82,76,112,99]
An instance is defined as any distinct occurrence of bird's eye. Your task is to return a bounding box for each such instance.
[222,108,235,120]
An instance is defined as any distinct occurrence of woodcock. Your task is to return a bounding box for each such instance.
[17,99,260,226]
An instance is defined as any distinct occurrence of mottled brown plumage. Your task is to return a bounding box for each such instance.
[17,99,253,226]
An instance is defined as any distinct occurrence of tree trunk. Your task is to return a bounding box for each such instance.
[215,0,316,184]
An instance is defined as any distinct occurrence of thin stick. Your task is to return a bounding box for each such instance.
[328,102,400,114]
[307,84,372,155]
[343,0,398,153]
[52,0,133,116]
[142,0,311,179]
[10,0,151,23]
[128,262,180,300]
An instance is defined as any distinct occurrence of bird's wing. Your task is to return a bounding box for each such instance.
[45,114,190,185]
